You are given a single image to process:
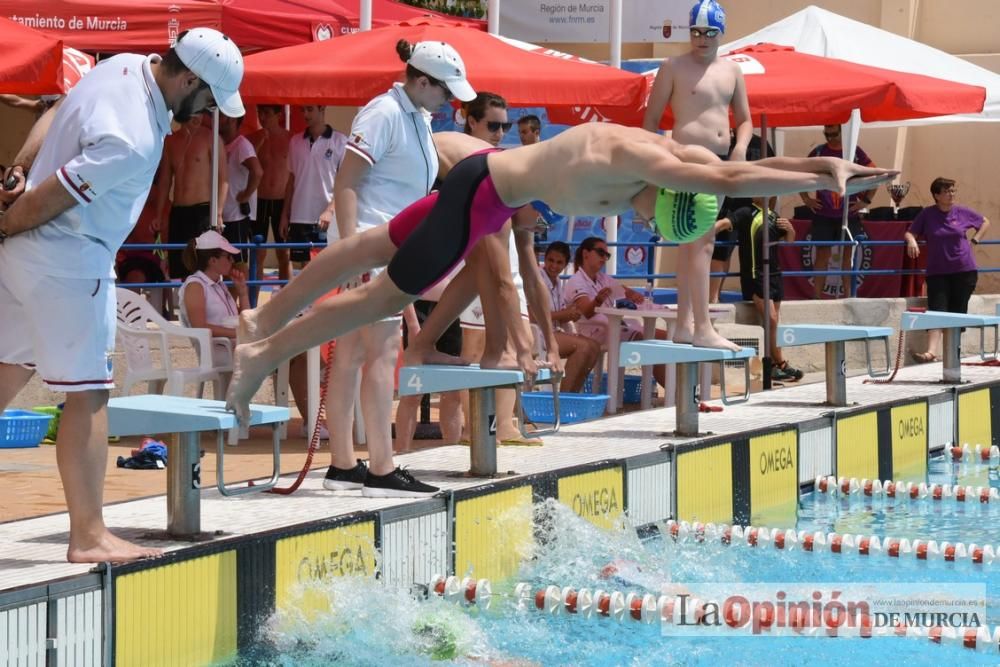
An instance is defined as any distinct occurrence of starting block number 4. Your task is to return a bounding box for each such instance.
[406,374,423,393]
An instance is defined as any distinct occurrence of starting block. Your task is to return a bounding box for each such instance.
[619,342,753,436]
[777,325,892,406]
[901,311,1000,383]
[108,395,288,538]
[398,365,557,476]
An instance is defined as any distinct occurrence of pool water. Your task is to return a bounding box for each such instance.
[243,455,999,666]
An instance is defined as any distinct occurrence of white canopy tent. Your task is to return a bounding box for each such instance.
[721,5,1000,126]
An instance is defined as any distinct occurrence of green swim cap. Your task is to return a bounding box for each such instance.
[413,618,459,661]
[654,189,719,243]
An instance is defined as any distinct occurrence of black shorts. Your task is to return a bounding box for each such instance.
[926,271,977,314]
[222,217,251,263]
[401,300,463,357]
[810,214,865,243]
[167,202,212,279]
[286,223,326,263]
[747,273,784,302]
[252,198,284,243]
[712,226,738,262]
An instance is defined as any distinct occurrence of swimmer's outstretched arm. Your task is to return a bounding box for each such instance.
[635,143,897,198]
[513,212,561,371]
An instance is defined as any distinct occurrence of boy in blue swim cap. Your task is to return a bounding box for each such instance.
[643,0,752,351]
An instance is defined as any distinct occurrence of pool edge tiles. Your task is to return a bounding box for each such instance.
[3,373,1000,664]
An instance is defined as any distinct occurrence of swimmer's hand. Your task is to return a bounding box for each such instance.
[517,351,540,389]
[827,159,898,196]
[546,350,564,377]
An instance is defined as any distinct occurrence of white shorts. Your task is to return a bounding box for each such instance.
[0,254,115,392]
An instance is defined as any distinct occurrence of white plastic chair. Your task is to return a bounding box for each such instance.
[116,288,231,399]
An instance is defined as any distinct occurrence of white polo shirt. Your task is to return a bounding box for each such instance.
[222,135,258,223]
[287,124,347,231]
[345,83,437,231]
[9,53,171,279]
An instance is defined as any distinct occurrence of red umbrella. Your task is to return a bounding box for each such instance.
[548,43,986,128]
[0,0,480,53]
[241,18,648,112]
[0,16,65,94]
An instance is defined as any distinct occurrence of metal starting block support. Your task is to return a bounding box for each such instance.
[901,311,1000,383]
[619,342,754,436]
[777,325,893,406]
[398,365,557,476]
[107,395,288,538]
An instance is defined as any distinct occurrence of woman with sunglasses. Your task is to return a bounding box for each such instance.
[179,230,249,364]
[313,39,475,498]
[227,122,896,424]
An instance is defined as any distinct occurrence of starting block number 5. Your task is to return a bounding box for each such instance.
[627,351,641,365]
[782,329,796,346]
[406,373,423,393]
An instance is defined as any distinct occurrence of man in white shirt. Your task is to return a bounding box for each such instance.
[219,113,262,263]
[280,105,347,265]
[0,28,244,563]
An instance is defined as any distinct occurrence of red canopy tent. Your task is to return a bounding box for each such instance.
[548,43,987,127]
[0,0,481,54]
[240,18,648,112]
[0,15,66,94]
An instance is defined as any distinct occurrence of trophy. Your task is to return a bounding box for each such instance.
[886,181,911,218]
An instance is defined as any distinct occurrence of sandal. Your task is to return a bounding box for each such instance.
[910,351,938,364]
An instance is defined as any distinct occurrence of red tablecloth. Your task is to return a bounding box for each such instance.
[777,219,919,299]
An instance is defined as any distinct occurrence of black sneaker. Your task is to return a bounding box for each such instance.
[362,467,439,498]
[773,361,804,382]
[323,459,368,491]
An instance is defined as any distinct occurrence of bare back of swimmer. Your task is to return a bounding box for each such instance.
[226,123,896,422]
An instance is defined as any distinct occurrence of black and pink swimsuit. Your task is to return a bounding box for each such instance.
[386,149,519,296]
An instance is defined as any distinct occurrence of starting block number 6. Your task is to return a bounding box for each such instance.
[782,329,796,345]
[627,351,641,365]
[406,373,423,393]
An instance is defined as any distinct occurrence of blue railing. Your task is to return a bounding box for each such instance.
[118,236,997,305]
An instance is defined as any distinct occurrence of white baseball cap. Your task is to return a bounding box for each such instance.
[407,41,476,103]
[175,28,245,117]
[195,230,240,255]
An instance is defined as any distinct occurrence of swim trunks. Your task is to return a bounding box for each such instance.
[167,202,212,279]
[654,189,719,243]
[386,150,519,296]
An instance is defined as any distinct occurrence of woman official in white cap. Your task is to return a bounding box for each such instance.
[310,40,475,498]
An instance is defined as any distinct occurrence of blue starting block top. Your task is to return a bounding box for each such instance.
[901,311,998,332]
[107,396,289,436]
[777,324,893,347]
[398,365,552,396]
[619,341,754,366]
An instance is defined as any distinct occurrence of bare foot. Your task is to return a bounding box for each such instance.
[671,322,694,345]
[226,341,272,427]
[691,328,742,352]
[401,344,469,367]
[238,308,264,345]
[479,350,505,369]
[67,530,162,564]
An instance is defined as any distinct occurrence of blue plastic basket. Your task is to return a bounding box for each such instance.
[522,392,609,425]
[0,409,54,448]
[582,373,644,404]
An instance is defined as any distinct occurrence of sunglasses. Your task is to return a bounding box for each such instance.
[824,131,840,139]
[690,27,720,38]
[591,248,611,259]
[486,121,514,133]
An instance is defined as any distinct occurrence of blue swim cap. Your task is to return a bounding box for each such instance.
[689,0,726,33]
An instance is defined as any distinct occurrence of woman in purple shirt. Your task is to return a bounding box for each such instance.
[905,177,991,363]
